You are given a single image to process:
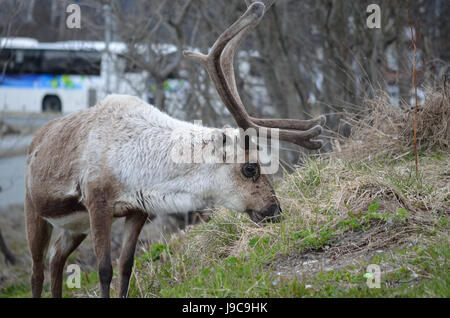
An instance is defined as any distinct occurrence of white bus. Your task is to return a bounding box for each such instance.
[0,37,151,113]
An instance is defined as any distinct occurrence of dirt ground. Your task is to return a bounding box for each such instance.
[271,229,392,281]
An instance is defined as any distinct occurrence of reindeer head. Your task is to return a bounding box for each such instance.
[183,1,325,223]
[214,158,282,223]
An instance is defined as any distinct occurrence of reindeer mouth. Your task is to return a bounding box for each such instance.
[246,204,282,224]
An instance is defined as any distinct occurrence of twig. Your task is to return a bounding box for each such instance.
[0,228,16,265]
[407,7,419,175]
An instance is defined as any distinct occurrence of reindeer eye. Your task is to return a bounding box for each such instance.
[242,163,259,181]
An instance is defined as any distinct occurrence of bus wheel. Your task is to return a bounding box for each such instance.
[42,95,62,112]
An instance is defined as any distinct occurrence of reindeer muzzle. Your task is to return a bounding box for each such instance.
[247,203,282,224]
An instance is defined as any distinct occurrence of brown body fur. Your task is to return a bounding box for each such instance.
[25,108,143,298]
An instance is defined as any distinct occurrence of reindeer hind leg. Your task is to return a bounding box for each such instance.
[49,230,87,298]
[118,212,148,298]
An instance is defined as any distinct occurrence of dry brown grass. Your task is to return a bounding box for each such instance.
[337,86,450,161]
[132,150,448,295]
[127,88,450,297]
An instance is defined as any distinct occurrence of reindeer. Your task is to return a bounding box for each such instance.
[25,1,324,298]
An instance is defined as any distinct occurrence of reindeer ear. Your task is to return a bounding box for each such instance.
[218,127,236,161]
[235,132,258,163]
[220,127,259,162]
[222,132,229,148]
[242,133,260,151]
[214,126,236,156]
[222,126,238,144]
[244,135,251,150]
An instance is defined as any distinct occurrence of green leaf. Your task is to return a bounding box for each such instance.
[368,200,380,212]
[225,256,238,264]
[249,237,259,248]
[148,243,167,261]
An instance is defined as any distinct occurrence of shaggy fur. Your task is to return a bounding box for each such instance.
[25,94,280,298]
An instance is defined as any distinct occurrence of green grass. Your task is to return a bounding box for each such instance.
[1,151,448,298]
[124,150,449,298]
[128,226,448,298]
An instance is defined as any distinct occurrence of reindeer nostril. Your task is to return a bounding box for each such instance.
[246,204,282,224]
[262,204,282,223]
[267,204,278,215]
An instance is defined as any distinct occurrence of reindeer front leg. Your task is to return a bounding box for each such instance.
[118,212,147,298]
[87,194,113,298]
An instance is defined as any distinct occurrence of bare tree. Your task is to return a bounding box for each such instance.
[106,0,194,110]
[3,0,448,151]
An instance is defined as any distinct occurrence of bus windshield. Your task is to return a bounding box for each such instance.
[0,48,101,76]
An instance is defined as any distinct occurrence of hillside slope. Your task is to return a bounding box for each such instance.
[124,87,449,298]
[123,150,448,297]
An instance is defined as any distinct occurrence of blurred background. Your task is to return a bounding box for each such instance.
[0,0,448,284]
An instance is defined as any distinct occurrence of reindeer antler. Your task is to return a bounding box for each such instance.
[184,2,325,149]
